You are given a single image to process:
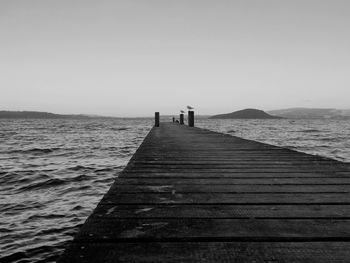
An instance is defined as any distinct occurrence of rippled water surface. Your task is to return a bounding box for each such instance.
[1,118,349,262]
[0,119,152,263]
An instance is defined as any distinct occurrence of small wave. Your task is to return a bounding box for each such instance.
[25,213,66,222]
[38,225,78,236]
[0,173,36,184]
[0,228,13,234]
[17,178,67,192]
[8,147,60,154]
[94,177,116,184]
[1,202,43,213]
[0,251,27,263]
[120,149,132,153]
[68,165,95,171]
[112,127,129,131]
[297,129,321,133]
[94,167,114,172]
[1,244,64,263]
[320,137,341,142]
[25,148,59,154]
[69,174,89,181]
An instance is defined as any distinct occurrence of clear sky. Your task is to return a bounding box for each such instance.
[1,0,349,117]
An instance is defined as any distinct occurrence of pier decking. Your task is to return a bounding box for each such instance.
[59,123,350,262]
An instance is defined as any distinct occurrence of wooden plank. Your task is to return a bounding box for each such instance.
[91,204,350,218]
[100,192,350,204]
[130,159,343,163]
[128,162,347,167]
[119,172,349,178]
[58,242,350,263]
[114,177,350,185]
[110,184,350,193]
[126,169,349,175]
[129,167,349,173]
[74,218,350,241]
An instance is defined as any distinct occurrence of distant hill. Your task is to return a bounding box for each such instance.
[268,108,350,119]
[210,109,282,119]
[0,111,97,119]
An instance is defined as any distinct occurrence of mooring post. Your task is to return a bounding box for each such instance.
[180,114,184,124]
[188,111,194,127]
[172,117,175,123]
[155,112,160,127]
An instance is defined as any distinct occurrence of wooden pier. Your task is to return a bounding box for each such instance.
[59,122,350,262]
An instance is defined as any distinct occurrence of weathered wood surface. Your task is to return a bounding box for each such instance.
[58,123,350,262]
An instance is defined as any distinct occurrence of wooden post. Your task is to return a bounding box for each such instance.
[172,117,175,123]
[187,111,190,126]
[188,111,194,127]
[180,114,184,125]
[155,112,159,127]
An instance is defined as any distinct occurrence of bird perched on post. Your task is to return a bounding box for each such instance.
[180,110,185,113]
[187,106,194,110]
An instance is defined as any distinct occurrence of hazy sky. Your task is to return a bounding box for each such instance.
[1,0,349,116]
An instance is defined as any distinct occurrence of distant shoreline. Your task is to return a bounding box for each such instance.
[1,108,350,120]
[210,109,283,119]
[0,111,156,119]
[0,111,106,119]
